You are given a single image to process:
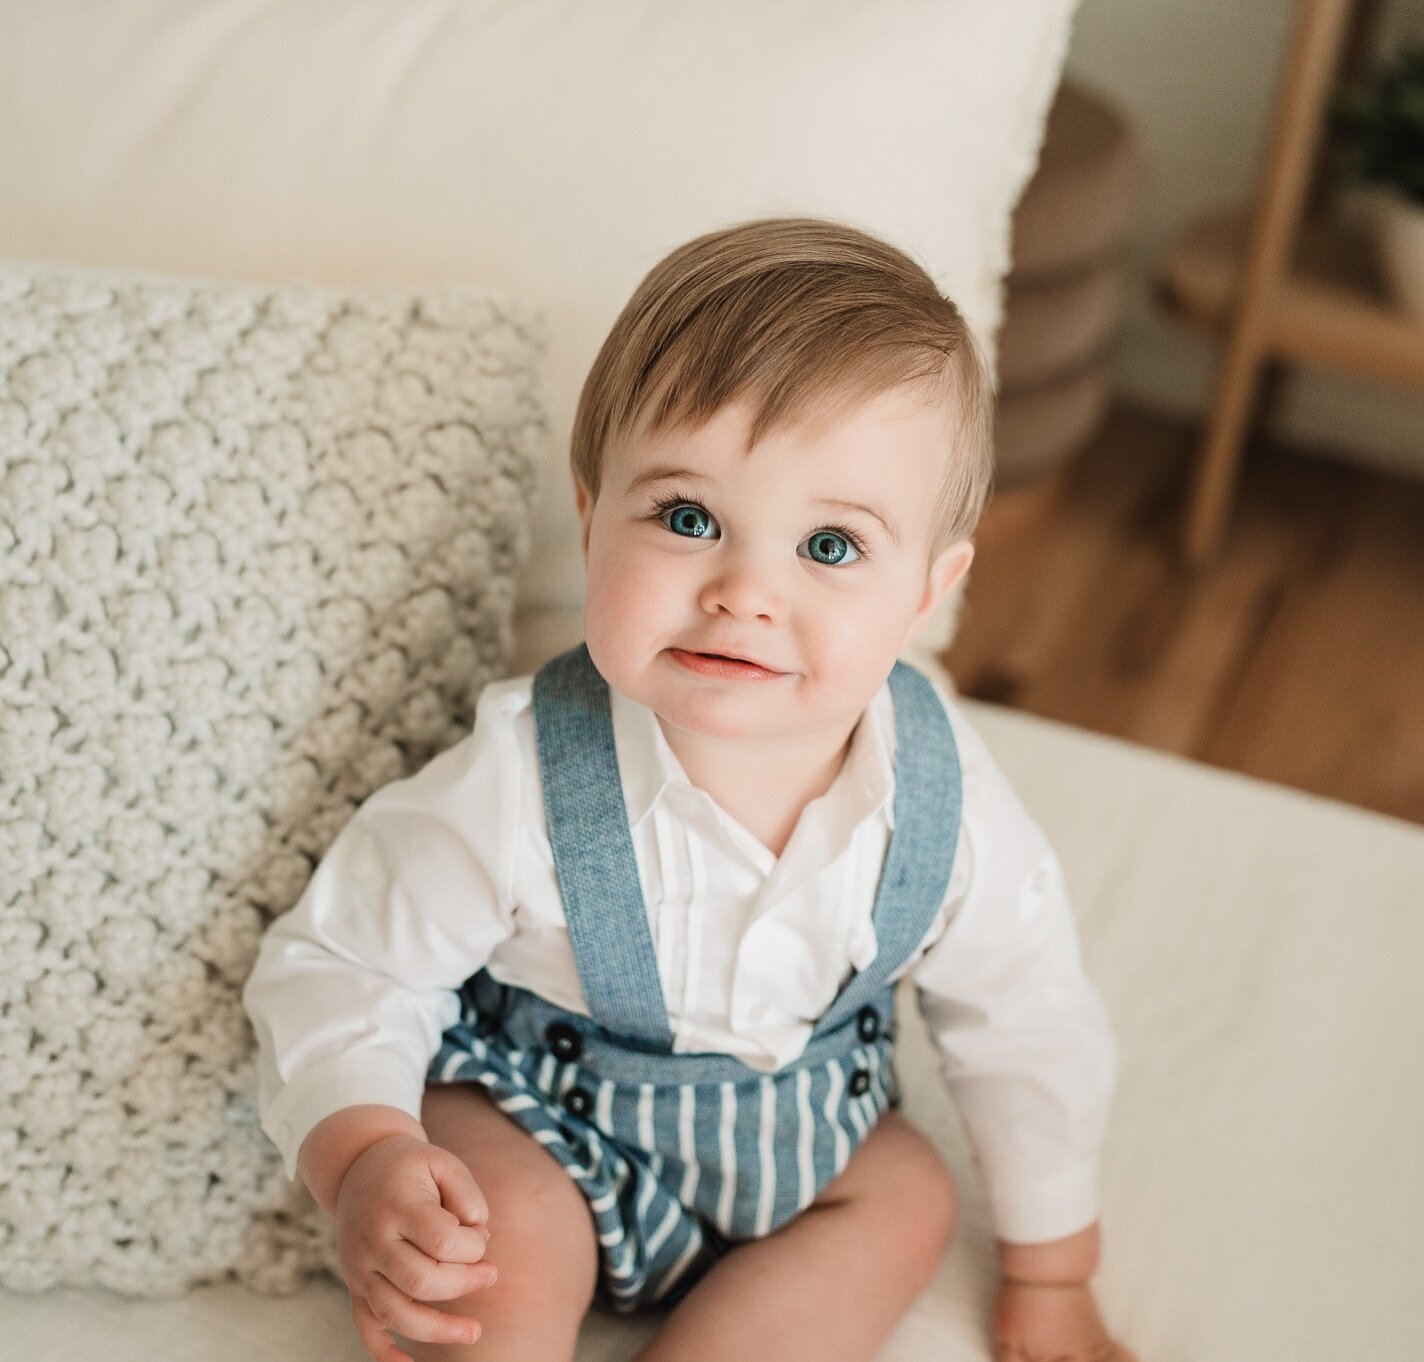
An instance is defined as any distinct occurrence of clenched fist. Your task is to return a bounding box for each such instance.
[334,1134,498,1362]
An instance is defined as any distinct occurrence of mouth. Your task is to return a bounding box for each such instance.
[668,648,784,679]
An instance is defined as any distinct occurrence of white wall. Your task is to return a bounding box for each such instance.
[1066,0,1424,478]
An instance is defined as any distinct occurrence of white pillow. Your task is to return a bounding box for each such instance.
[0,258,548,1295]
[0,0,1076,653]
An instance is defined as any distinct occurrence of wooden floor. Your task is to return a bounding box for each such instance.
[940,404,1424,826]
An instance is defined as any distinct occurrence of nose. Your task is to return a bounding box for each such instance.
[697,551,784,622]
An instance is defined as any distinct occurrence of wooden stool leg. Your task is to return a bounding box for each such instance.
[1183,0,1356,564]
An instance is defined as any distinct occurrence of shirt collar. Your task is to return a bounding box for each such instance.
[609,677,897,838]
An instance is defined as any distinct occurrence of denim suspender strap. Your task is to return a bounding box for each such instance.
[811,658,962,1037]
[531,643,674,1049]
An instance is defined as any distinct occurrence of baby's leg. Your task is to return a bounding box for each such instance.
[404,1084,601,1362]
[633,1110,956,1362]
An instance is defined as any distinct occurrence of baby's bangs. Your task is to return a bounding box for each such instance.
[629,307,960,454]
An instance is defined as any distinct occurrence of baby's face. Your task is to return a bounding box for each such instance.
[576,384,973,750]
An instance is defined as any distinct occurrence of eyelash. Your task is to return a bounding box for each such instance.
[648,490,871,561]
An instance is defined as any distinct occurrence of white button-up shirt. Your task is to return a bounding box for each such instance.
[242,668,1116,1243]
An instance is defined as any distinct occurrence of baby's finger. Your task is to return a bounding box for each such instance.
[365,1271,485,1347]
[428,1149,490,1227]
[402,1204,491,1264]
[350,1293,413,1362]
[382,1236,499,1302]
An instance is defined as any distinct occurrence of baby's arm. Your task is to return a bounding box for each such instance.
[242,782,512,1179]
[909,702,1130,1359]
[242,684,521,1180]
[242,687,524,1360]
[243,783,512,1361]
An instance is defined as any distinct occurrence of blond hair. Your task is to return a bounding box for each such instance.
[570,216,995,554]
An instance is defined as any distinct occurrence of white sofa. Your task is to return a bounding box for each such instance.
[3,5,1422,1360]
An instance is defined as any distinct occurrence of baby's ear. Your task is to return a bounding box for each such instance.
[574,479,594,559]
[909,539,974,638]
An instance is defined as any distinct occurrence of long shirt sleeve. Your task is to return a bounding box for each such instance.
[241,681,524,1178]
[909,705,1117,1244]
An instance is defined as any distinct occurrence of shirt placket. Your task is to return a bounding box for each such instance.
[683,814,706,1016]
[649,801,682,1017]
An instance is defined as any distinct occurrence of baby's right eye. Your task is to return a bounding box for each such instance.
[656,499,719,539]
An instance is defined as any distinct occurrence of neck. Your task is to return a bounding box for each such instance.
[656,716,859,814]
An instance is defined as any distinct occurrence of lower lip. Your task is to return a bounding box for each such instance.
[668,648,783,680]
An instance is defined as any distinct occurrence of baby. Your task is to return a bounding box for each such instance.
[243,217,1134,1362]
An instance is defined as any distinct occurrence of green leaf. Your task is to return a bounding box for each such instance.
[1334,45,1424,196]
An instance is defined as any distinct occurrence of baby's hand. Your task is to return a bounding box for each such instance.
[334,1133,498,1362]
[992,1279,1139,1362]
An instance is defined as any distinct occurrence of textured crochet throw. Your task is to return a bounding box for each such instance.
[0,260,549,1296]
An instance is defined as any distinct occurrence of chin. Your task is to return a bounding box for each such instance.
[653,690,779,741]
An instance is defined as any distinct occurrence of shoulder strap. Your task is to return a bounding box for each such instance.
[531,643,674,1047]
[812,658,963,1034]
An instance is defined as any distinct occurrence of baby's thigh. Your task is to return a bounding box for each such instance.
[420,1084,600,1325]
[813,1110,957,1262]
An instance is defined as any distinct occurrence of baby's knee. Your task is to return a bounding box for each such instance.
[480,1163,600,1309]
[910,1165,957,1266]
[881,1120,958,1263]
[419,1086,601,1315]
[420,1165,599,1361]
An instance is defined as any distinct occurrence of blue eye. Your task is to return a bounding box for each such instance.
[800,530,860,566]
[659,501,719,539]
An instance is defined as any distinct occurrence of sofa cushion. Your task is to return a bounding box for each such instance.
[0,0,1078,653]
[0,258,548,1295]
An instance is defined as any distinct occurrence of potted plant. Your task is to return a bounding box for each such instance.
[1333,44,1424,318]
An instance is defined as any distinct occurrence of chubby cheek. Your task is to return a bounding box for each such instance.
[582,534,681,683]
[802,590,916,707]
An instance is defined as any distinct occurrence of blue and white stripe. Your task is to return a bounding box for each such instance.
[430,1013,896,1312]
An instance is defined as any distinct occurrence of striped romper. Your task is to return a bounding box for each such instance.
[427,642,962,1313]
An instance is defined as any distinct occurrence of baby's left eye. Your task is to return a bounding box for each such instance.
[799,531,860,566]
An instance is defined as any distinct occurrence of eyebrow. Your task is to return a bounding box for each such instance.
[624,463,709,495]
[625,463,901,547]
[814,496,901,548]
